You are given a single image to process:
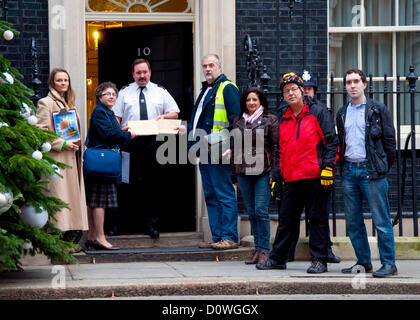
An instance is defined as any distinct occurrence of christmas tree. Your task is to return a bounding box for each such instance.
[0,17,77,271]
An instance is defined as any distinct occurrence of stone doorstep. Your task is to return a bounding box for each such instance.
[2,278,420,299]
[106,232,204,249]
[20,247,255,266]
[74,246,254,264]
[241,236,420,260]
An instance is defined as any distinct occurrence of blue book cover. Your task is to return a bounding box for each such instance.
[52,110,80,141]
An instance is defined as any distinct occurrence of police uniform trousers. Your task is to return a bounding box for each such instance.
[127,136,162,232]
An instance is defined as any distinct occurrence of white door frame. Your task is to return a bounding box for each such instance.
[48,0,236,236]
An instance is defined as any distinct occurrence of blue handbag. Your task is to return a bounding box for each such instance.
[83,146,121,182]
[82,113,122,183]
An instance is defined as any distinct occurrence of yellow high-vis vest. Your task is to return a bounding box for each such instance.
[212,81,239,132]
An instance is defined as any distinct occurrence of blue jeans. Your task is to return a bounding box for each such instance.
[199,163,238,243]
[237,173,271,253]
[342,161,396,265]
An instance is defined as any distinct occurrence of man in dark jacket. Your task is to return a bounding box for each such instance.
[180,54,241,250]
[256,72,339,273]
[336,69,397,277]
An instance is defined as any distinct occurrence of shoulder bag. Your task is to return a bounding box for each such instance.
[82,112,122,183]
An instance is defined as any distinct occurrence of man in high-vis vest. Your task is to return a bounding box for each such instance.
[180,53,241,250]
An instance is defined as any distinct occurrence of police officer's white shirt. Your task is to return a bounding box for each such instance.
[113,81,180,127]
[113,81,179,183]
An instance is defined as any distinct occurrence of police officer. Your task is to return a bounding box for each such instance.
[113,58,180,238]
[286,70,341,264]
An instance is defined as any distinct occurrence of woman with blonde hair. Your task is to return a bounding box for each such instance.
[36,68,88,249]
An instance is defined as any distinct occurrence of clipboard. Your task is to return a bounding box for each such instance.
[128,119,181,136]
[52,109,80,141]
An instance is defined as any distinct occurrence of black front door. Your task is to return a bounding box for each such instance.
[98,23,195,234]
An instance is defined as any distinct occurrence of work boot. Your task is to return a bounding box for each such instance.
[326,247,341,263]
[307,258,328,273]
[256,258,286,270]
[341,263,373,274]
[372,264,398,278]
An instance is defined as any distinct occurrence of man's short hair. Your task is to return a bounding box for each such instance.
[344,69,367,84]
[201,54,221,67]
[131,58,151,72]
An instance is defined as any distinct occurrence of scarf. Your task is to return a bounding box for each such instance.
[242,106,264,124]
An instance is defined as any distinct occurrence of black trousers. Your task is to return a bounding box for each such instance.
[128,136,162,231]
[270,178,330,263]
[288,191,334,259]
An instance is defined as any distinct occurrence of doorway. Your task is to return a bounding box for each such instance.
[87,22,196,234]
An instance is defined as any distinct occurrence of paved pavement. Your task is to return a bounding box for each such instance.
[1,260,420,299]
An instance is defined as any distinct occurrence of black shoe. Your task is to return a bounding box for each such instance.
[91,240,120,251]
[287,256,295,262]
[144,227,159,239]
[256,258,286,270]
[341,263,373,274]
[327,253,341,263]
[84,240,95,250]
[372,264,398,278]
[307,258,328,273]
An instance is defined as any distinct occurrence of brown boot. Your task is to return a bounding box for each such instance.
[257,252,269,264]
[245,249,260,264]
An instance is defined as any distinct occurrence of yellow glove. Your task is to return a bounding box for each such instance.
[320,166,334,187]
[271,180,283,201]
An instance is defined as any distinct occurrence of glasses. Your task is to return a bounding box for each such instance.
[101,92,117,97]
[283,87,300,95]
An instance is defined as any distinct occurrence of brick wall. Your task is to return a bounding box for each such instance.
[236,0,328,105]
[1,0,49,98]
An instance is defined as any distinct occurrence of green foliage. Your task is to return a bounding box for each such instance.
[0,20,77,272]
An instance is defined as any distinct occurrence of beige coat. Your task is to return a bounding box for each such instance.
[36,88,88,231]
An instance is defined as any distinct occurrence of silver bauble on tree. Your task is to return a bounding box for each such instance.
[20,102,33,119]
[3,30,14,41]
[31,150,43,160]
[0,190,14,214]
[0,72,14,84]
[20,204,48,228]
[49,164,60,180]
[41,142,52,152]
[27,115,38,126]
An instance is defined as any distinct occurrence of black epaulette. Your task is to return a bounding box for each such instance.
[120,84,129,91]
[157,84,167,90]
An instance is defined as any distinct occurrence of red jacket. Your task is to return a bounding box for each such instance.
[275,98,338,183]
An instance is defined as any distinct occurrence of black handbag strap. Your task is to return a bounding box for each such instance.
[85,109,119,150]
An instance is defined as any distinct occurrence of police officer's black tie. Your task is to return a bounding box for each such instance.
[139,87,148,120]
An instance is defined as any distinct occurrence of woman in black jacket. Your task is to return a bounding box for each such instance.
[84,82,136,250]
[231,87,279,264]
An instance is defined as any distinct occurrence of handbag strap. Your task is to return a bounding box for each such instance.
[85,109,119,150]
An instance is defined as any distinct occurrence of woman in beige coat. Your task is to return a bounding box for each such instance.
[36,68,88,246]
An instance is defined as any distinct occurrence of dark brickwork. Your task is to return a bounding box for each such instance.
[236,0,328,107]
[1,0,49,99]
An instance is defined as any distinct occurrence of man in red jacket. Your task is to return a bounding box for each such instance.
[256,72,339,273]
